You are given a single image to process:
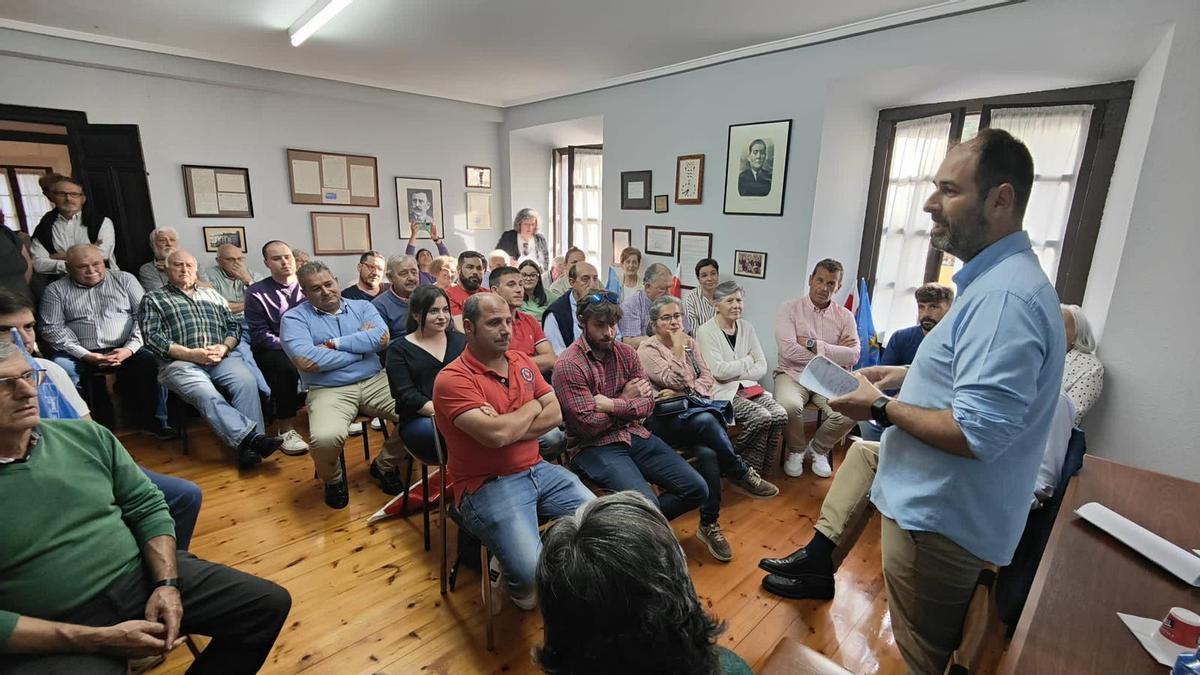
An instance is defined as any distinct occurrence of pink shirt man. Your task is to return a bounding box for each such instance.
[773,295,859,383]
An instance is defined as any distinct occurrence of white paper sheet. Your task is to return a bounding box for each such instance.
[1075,502,1200,586]
[646,227,672,255]
[321,155,348,189]
[188,168,219,215]
[313,215,343,251]
[349,164,375,198]
[798,355,859,400]
[215,172,245,193]
[467,192,491,230]
[291,160,321,194]
[627,181,644,200]
[342,217,370,250]
[216,192,249,212]
[1117,613,1196,667]
[677,233,710,287]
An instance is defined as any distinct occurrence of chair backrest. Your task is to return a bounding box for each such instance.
[760,638,852,675]
[944,566,998,675]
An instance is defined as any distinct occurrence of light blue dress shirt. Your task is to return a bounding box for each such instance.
[280,298,387,389]
[871,231,1066,565]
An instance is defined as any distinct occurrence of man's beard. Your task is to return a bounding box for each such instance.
[460,276,481,292]
[920,319,937,332]
[930,210,989,261]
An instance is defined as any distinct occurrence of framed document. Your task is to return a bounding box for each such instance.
[465,165,492,189]
[611,228,632,265]
[395,177,444,239]
[183,165,253,218]
[202,226,247,253]
[621,170,652,210]
[733,249,768,279]
[723,119,792,216]
[675,154,704,205]
[466,191,492,231]
[311,212,372,255]
[645,225,675,257]
[287,149,379,207]
[653,195,669,213]
[677,231,713,289]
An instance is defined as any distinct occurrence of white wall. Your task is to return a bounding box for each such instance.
[0,29,504,283]
[503,0,1200,478]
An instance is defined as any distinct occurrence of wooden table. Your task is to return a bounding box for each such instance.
[1000,455,1200,674]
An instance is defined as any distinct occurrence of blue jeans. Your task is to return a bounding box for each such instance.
[647,411,747,525]
[458,460,594,599]
[572,432,707,521]
[142,468,203,551]
[158,354,266,448]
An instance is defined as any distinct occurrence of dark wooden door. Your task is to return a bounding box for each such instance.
[76,124,156,273]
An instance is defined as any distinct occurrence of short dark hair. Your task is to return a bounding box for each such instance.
[619,247,642,264]
[488,265,520,289]
[749,138,766,152]
[296,260,331,282]
[261,239,289,259]
[811,258,843,278]
[0,288,34,315]
[535,491,724,674]
[405,284,452,334]
[914,283,954,305]
[462,292,504,328]
[39,172,70,193]
[457,250,485,267]
[45,175,83,192]
[694,257,719,277]
[358,250,384,265]
[969,128,1035,218]
[576,293,622,326]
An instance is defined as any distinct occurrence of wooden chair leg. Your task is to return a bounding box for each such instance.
[361,420,371,462]
[481,545,494,651]
[421,463,431,552]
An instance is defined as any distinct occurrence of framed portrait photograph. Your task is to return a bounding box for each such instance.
[182,165,253,218]
[723,119,792,216]
[466,191,492,231]
[621,170,652,210]
[653,195,669,213]
[395,177,444,239]
[311,212,372,255]
[611,228,632,265]
[675,154,704,205]
[465,165,492,189]
[202,226,247,253]
[733,249,768,279]
[644,225,675,257]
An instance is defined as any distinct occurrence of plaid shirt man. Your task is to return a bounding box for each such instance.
[139,284,240,360]
[553,334,654,453]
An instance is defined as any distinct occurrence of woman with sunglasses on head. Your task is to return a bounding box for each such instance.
[518,260,550,321]
[636,296,779,563]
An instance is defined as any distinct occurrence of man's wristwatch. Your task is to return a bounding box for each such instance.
[153,578,181,590]
[805,338,816,352]
[871,396,893,428]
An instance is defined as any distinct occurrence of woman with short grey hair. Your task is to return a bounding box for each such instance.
[696,281,789,473]
[1060,304,1104,425]
[494,207,550,271]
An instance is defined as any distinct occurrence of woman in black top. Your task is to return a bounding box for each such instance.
[385,285,465,463]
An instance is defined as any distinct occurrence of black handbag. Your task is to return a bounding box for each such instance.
[653,395,690,417]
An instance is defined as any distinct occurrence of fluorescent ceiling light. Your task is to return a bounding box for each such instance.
[288,0,355,47]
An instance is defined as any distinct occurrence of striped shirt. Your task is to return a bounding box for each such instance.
[40,271,145,359]
[139,284,240,359]
[682,287,717,331]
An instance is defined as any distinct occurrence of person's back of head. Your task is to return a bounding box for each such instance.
[535,491,723,675]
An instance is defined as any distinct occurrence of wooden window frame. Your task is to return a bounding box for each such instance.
[1,165,52,233]
[552,144,603,253]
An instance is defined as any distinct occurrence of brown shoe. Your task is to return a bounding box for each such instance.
[697,522,733,562]
[731,466,779,499]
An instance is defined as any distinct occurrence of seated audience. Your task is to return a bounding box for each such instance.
[491,266,556,371]
[518,260,551,321]
[446,250,487,327]
[1060,303,1104,425]
[244,240,308,453]
[774,259,859,478]
[536,491,753,674]
[138,227,178,292]
[682,257,721,329]
[139,250,282,468]
[405,221,449,286]
[638,296,778,561]
[0,339,291,674]
[30,176,119,284]
[341,250,389,302]
[542,261,617,355]
[611,246,642,302]
[495,207,551,271]
[881,283,954,367]
[429,255,456,290]
[552,292,706,522]
[280,261,404,508]
[373,254,421,337]
[39,244,171,438]
[546,246,586,302]
[200,244,262,319]
[696,281,789,474]
[620,262,690,347]
[434,294,593,611]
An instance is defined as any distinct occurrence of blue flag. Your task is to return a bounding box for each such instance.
[9,328,81,420]
[605,266,622,295]
[854,278,881,369]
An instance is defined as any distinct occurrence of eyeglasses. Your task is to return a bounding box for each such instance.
[582,291,620,306]
[0,370,45,392]
[656,312,683,322]
[520,271,540,279]
[51,191,84,199]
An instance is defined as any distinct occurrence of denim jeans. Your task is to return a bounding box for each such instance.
[572,432,707,521]
[647,411,748,525]
[458,461,594,599]
[141,468,203,551]
[158,353,266,448]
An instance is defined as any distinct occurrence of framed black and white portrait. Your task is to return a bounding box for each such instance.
[733,249,768,279]
[723,119,792,216]
[395,176,444,239]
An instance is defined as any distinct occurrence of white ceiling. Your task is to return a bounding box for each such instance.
[0,0,1011,107]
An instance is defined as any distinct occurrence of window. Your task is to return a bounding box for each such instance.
[552,145,603,263]
[858,82,1131,339]
[0,165,52,233]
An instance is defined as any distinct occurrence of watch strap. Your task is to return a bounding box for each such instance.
[153,578,181,590]
[871,396,893,428]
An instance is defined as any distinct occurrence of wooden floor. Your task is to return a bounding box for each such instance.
[124,420,913,674]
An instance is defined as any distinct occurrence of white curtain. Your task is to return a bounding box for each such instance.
[872,113,952,339]
[571,148,603,264]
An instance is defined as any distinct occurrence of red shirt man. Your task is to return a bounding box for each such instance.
[489,265,556,372]
[447,251,486,320]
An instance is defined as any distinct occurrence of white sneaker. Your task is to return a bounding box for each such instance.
[278,430,309,456]
[485,556,504,615]
[347,421,364,436]
[783,451,805,477]
[370,418,383,431]
[810,446,832,478]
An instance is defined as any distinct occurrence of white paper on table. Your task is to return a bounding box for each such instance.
[342,217,370,251]
[215,172,245,193]
[646,227,672,254]
[313,215,343,251]
[1075,502,1200,586]
[349,164,375,198]
[678,234,710,287]
[321,155,348,189]
[798,355,859,400]
[1117,613,1195,667]
[189,168,219,214]
[217,192,249,212]
[291,160,321,194]
[627,181,644,200]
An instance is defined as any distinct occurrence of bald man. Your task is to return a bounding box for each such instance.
[542,261,623,355]
[202,243,263,319]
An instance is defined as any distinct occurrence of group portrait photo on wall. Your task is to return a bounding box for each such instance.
[723,119,792,216]
[395,176,444,238]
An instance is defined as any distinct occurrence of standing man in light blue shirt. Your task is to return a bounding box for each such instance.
[280,261,405,509]
[828,129,1065,674]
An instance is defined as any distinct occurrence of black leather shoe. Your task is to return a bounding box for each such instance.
[142,423,179,441]
[237,447,263,469]
[761,573,835,600]
[324,477,349,509]
[247,433,283,459]
[759,548,831,578]
[369,460,405,495]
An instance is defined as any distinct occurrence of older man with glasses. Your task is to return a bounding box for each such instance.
[30,176,119,282]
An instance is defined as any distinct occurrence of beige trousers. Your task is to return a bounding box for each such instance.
[773,373,856,455]
[307,370,403,483]
[814,441,880,567]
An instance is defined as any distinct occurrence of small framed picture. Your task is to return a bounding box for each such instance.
[645,225,675,257]
[621,170,652,210]
[611,228,632,265]
[202,226,247,253]
[466,191,492,230]
[723,119,793,216]
[182,165,253,218]
[733,249,768,279]
[465,165,492,189]
[675,154,704,204]
[395,176,444,239]
[311,212,372,255]
[653,195,669,213]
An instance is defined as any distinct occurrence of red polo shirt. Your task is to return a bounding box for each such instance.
[510,310,548,357]
[433,347,552,501]
[445,284,481,316]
